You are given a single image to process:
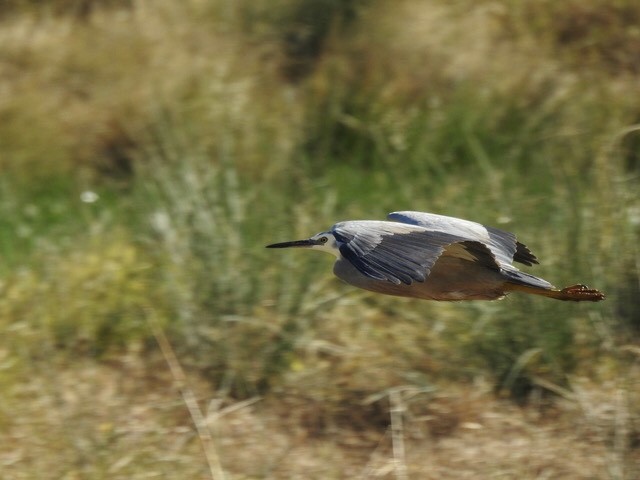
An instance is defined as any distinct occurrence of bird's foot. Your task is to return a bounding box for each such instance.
[560,284,605,302]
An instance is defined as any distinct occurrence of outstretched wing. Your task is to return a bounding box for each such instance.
[388,211,538,266]
[332,221,498,285]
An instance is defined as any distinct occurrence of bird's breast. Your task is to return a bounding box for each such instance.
[333,256,507,301]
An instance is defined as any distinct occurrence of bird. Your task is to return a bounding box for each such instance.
[266,211,605,302]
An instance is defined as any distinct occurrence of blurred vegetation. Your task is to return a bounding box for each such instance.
[0,0,639,477]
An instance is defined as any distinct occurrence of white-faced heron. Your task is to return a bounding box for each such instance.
[266,211,605,302]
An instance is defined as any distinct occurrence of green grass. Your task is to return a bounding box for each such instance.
[0,0,639,478]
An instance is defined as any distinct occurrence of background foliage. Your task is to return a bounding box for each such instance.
[0,0,639,478]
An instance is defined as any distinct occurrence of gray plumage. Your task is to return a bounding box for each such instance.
[266,211,605,302]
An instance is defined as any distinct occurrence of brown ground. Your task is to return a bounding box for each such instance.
[2,353,636,479]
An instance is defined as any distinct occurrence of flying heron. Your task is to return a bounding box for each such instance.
[266,211,605,302]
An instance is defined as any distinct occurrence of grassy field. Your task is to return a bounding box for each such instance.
[0,0,639,478]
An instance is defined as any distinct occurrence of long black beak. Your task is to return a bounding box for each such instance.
[266,239,317,248]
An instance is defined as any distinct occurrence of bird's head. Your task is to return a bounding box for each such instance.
[266,231,341,258]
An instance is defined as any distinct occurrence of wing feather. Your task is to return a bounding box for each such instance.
[332,221,472,285]
[389,211,539,266]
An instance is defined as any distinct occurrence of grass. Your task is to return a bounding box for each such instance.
[0,0,639,478]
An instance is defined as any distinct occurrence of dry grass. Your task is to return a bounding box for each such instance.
[0,0,298,182]
[1,355,637,479]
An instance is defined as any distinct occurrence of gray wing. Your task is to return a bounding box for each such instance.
[332,221,496,285]
[388,211,538,267]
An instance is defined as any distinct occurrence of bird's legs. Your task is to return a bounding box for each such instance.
[504,282,605,302]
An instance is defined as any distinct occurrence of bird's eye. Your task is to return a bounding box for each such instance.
[319,236,328,244]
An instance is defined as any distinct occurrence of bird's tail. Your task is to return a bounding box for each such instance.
[502,269,605,302]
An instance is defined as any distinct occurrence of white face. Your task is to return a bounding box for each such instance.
[308,231,341,257]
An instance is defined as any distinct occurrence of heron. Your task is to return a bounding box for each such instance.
[266,211,605,302]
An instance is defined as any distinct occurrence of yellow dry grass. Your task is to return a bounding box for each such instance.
[1,354,637,479]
